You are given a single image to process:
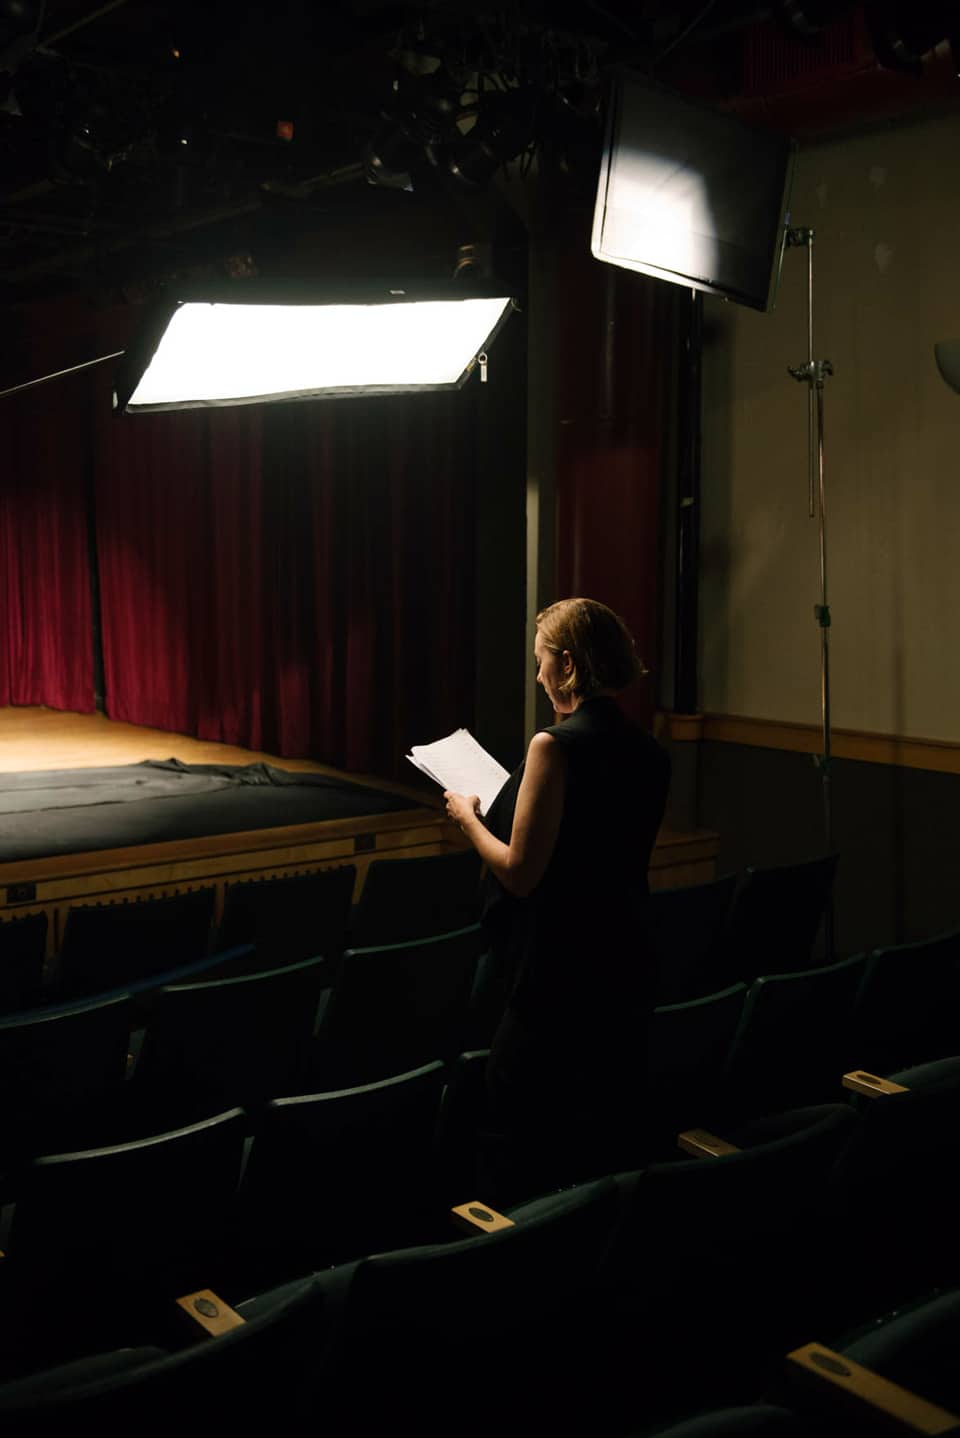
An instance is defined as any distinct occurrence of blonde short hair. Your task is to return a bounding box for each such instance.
[536,597,646,699]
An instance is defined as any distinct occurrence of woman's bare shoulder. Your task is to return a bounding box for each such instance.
[526,731,564,768]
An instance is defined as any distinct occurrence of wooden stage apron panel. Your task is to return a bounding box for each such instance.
[0,709,718,951]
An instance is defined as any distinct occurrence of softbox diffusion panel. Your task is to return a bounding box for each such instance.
[592,69,796,312]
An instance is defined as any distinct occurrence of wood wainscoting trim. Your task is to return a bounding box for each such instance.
[654,712,704,743]
[678,713,960,777]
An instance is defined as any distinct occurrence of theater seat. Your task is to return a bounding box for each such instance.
[719,952,867,1120]
[786,1289,960,1434]
[314,924,484,1087]
[600,1102,859,1399]
[0,1108,249,1375]
[0,991,133,1163]
[646,983,748,1151]
[819,1059,960,1318]
[238,1060,448,1281]
[57,889,217,999]
[133,955,331,1122]
[349,849,481,947]
[821,1287,960,1417]
[649,873,738,1004]
[642,1407,807,1437]
[217,865,356,972]
[717,853,838,986]
[852,928,960,1074]
[0,912,47,1015]
[433,1048,492,1200]
[311,1176,621,1437]
[0,1273,328,1433]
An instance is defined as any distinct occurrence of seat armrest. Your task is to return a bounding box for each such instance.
[787,1342,959,1434]
[450,1201,515,1236]
[843,1070,909,1097]
[677,1129,740,1158]
[176,1288,245,1338]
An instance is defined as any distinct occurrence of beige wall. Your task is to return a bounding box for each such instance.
[700,110,960,740]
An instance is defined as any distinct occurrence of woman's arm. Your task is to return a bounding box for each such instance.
[444,732,566,898]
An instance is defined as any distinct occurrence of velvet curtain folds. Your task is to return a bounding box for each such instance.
[553,251,676,731]
[0,307,96,713]
[92,378,478,777]
[1,297,479,777]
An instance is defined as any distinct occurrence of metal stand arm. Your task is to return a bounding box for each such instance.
[787,226,835,959]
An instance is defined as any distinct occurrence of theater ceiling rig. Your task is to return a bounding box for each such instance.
[0,0,956,304]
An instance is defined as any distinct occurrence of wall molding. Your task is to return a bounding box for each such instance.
[656,712,705,743]
[660,710,960,776]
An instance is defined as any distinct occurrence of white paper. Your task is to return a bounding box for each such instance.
[406,728,510,817]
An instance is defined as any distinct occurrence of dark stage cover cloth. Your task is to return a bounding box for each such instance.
[0,759,423,863]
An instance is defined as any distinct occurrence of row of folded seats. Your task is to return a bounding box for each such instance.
[1,847,958,1429]
[0,849,485,1013]
[2,886,956,1171]
[0,1051,958,1433]
[0,924,491,1163]
[0,847,840,1015]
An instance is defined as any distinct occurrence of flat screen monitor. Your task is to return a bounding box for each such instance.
[592,69,796,311]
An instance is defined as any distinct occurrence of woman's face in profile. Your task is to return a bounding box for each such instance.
[534,629,575,714]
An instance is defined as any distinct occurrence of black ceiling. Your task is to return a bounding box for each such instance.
[1,1,956,304]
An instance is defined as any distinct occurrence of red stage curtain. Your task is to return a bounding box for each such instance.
[94,377,478,777]
[3,293,480,777]
[553,246,675,728]
[0,301,95,713]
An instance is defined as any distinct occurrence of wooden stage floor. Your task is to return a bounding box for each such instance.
[0,708,718,950]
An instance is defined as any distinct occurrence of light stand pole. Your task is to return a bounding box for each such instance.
[786,224,835,960]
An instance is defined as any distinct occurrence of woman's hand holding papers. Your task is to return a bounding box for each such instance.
[443,790,482,832]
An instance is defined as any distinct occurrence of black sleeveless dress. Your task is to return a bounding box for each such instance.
[479,696,670,1197]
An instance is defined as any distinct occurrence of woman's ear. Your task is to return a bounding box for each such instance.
[561,649,574,676]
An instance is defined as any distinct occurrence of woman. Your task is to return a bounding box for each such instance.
[444,597,670,1200]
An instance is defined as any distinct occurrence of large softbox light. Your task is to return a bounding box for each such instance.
[114,281,516,414]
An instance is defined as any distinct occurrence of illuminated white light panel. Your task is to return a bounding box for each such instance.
[593,152,719,293]
[127,296,512,408]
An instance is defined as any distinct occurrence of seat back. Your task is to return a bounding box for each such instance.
[719,853,839,984]
[0,1274,326,1432]
[646,983,748,1145]
[606,1105,859,1380]
[828,1068,960,1301]
[0,992,132,1160]
[840,1286,960,1407]
[136,955,331,1120]
[349,849,481,947]
[317,925,484,1086]
[619,1102,858,1272]
[853,929,960,1073]
[323,1176,621,1434]
[434,1049,492,1199]
[242,1060,448,1270]
[58,889,216,999]
[638,1409,807,1437]
[0,912,47,1015]
[649,873,738,1003]
[218,865,356,972]
[721,952,868,1118]
[7,1107,248,1288]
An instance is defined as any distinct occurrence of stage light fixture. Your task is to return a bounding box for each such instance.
[773,0,851,42]
[0,0,44,74]
[113,281,515,413]
[592,69,795,312]
[866,0,955,74]
[444,87,538,192]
